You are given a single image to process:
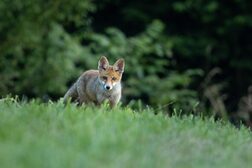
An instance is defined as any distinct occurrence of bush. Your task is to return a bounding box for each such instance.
[0,0,94,97]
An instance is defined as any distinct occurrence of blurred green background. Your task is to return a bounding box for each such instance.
[0,0,251,125]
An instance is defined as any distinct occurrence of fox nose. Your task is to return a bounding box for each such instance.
[105,85,111,90]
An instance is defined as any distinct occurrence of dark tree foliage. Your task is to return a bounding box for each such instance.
[91,0,252,116]
[0,0,94,97]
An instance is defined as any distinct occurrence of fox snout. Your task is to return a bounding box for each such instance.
[104,84,112,91]
[101,80,115,91]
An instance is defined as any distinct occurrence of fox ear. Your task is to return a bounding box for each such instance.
[114,58,125,73]
[98,56,109,71]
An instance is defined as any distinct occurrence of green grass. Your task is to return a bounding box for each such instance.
[0,99,252,168]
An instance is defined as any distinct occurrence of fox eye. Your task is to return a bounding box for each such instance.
[112,77,117,81]
[102,76,107,80]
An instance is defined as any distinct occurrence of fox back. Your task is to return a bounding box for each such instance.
[63,56,125,107]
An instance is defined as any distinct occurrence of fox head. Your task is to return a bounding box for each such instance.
[98,56,125,91]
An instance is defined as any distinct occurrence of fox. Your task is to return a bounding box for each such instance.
[63,56,125,107]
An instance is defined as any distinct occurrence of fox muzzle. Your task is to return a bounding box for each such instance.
[100,80,112,91]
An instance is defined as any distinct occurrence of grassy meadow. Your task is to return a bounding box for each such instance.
[0,98,252,168]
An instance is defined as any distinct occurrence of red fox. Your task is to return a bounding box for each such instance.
[63,56,125,107]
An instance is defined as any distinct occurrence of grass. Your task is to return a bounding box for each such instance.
[0,98,252,168]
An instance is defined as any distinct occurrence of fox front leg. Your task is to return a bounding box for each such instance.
[96,94,116,107]
[109,95,121,108]
[96,94,106,106]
